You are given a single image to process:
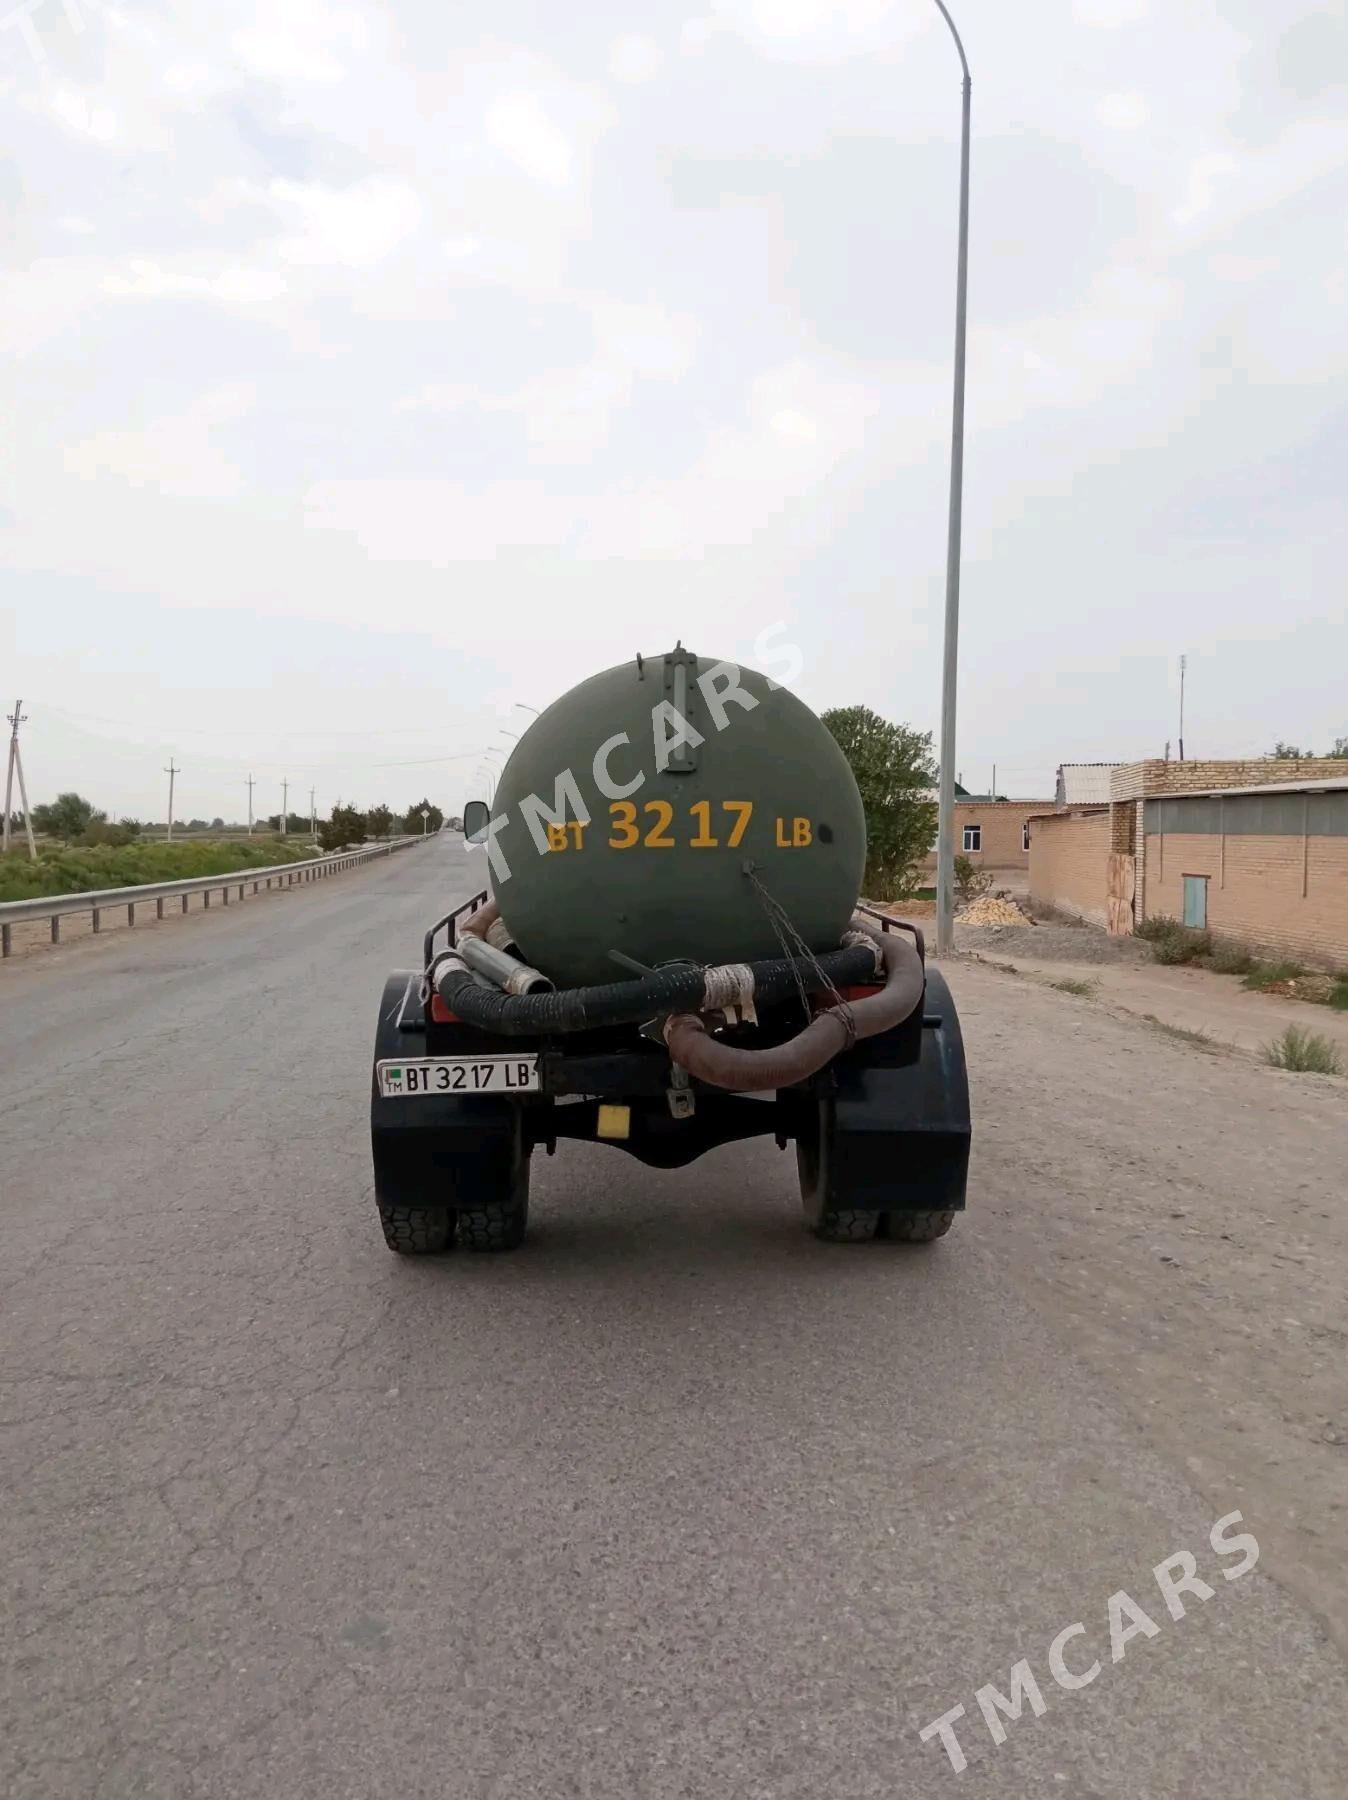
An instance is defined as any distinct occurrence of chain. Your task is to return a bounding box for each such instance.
[743,865,857,1047]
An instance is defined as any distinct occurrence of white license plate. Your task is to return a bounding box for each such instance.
[376,1055,540,1098]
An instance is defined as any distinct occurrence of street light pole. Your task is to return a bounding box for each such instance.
[932,0,971,959]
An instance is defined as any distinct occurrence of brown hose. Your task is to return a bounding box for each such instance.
[663,929,925,1093]
[459,896,500,942]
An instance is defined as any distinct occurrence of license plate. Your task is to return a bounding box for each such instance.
[376,1056,540,1098]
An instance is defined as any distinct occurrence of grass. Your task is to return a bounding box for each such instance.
[1051,976,1099,997]
[1241,961,1305,992]
[1136,914,1212,965]
[1262,1026,1344,1075]
[1140,1014,1217,1051]
[1207,941,1255,976]
[0,837,318,902]
[1329,979,1348,1012]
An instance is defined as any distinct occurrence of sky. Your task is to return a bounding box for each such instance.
[2,0,1345,822]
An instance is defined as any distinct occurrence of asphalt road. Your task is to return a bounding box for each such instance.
[2,833,1344,1798]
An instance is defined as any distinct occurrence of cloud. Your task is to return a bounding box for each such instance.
[1097,92,1150,130]
[608,35,663,84]
[100,260,289,305]
[65,385,255,500]
[231,0,373,86]
[267,176,423,266]
[710,0,925,60]
[486,91,576,188]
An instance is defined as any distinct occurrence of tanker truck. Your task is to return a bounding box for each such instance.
[370,646,970,1253]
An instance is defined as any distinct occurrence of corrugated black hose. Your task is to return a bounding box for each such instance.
[431,943,878,1036]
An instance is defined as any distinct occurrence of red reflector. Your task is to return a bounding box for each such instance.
[429,994,459,1023]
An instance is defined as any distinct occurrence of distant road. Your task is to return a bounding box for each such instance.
[1,833,1343,1797]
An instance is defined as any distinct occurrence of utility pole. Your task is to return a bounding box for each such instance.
[4,699,38,859]
[164,759,179,842]
[309,786,317,840]
[992,762,997,799]
[246,773,256,834]
[1178,654,1187,762]
[932,0,972,958]
[280,779,289,838]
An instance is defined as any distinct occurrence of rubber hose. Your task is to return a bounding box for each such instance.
[434,941,879,1036]
[662,930,925,1092]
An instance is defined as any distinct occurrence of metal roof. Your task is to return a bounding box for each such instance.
[1056,763,1121,804]
[1159,776,1348,799]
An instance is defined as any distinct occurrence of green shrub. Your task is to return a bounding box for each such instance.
[953,854,993,907]
[0,838,318,903]
[1329,978,1348,1013]
[1262,1027,1344,1075]
[1242,962,1304,992]
[1150,924,1212,965]
[1208,941,1255,976]
[1135,914,1178,943]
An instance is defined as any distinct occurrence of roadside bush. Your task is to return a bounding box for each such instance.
[1134,914,1178,943]
[0,838,318,902]
[1262,1026,1344,1075]
[953,854,993,908]
[1208,941,1255,976]
[1149,923,1212,966]
[1242,961,1304,992]
[1329,978,1348,1013]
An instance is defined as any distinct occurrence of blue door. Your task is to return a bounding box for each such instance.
[1182,875,1208,929]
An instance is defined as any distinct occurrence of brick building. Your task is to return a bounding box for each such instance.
[1027,808,1113,927]
[919,799,1053,881]
[1028,759,1348,967]
[1141,779,1348,968]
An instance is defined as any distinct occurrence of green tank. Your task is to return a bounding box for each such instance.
[487,647,866,987]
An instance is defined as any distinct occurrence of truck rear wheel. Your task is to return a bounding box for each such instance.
[797,1102,879,1242]
[456,1137,531,1252]
[378,1203,456,1256]
[881,1209,955,1243]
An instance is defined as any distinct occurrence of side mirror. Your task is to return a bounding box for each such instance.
[463,800,490,844]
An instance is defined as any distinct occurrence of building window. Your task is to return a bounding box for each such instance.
[1182,874,1208,930]
[963,824,982,853]
[1022,822,1031,852]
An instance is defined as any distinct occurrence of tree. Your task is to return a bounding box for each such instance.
[364,804,394,840]
[820,706,938,898]
[1266,741,1308,760]
[953,854,993,908]
[82,820,141,848]
[31,792,102,842]
[402,797,443,834]
[318,803,365,853]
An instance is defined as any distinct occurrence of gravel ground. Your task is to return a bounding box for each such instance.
[958,919,1155,964]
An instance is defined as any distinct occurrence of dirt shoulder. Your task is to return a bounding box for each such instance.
[958,923,1348,1060]
[943,956,1348,1652]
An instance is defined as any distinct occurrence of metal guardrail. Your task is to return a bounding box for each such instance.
[0,836,427,957]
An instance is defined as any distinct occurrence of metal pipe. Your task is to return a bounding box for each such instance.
[458,934,555,996]
[932,1,972,959]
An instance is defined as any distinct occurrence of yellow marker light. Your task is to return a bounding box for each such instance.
[596,1104,631,1141]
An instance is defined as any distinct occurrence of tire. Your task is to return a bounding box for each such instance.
[797,1100,879,1242]
[378,1202,455,1256]
[457,1145,531,1252]
[881,1209,955,1243]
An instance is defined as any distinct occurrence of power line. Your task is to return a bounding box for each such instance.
[4,699,38,860]
[163,759,179,843]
